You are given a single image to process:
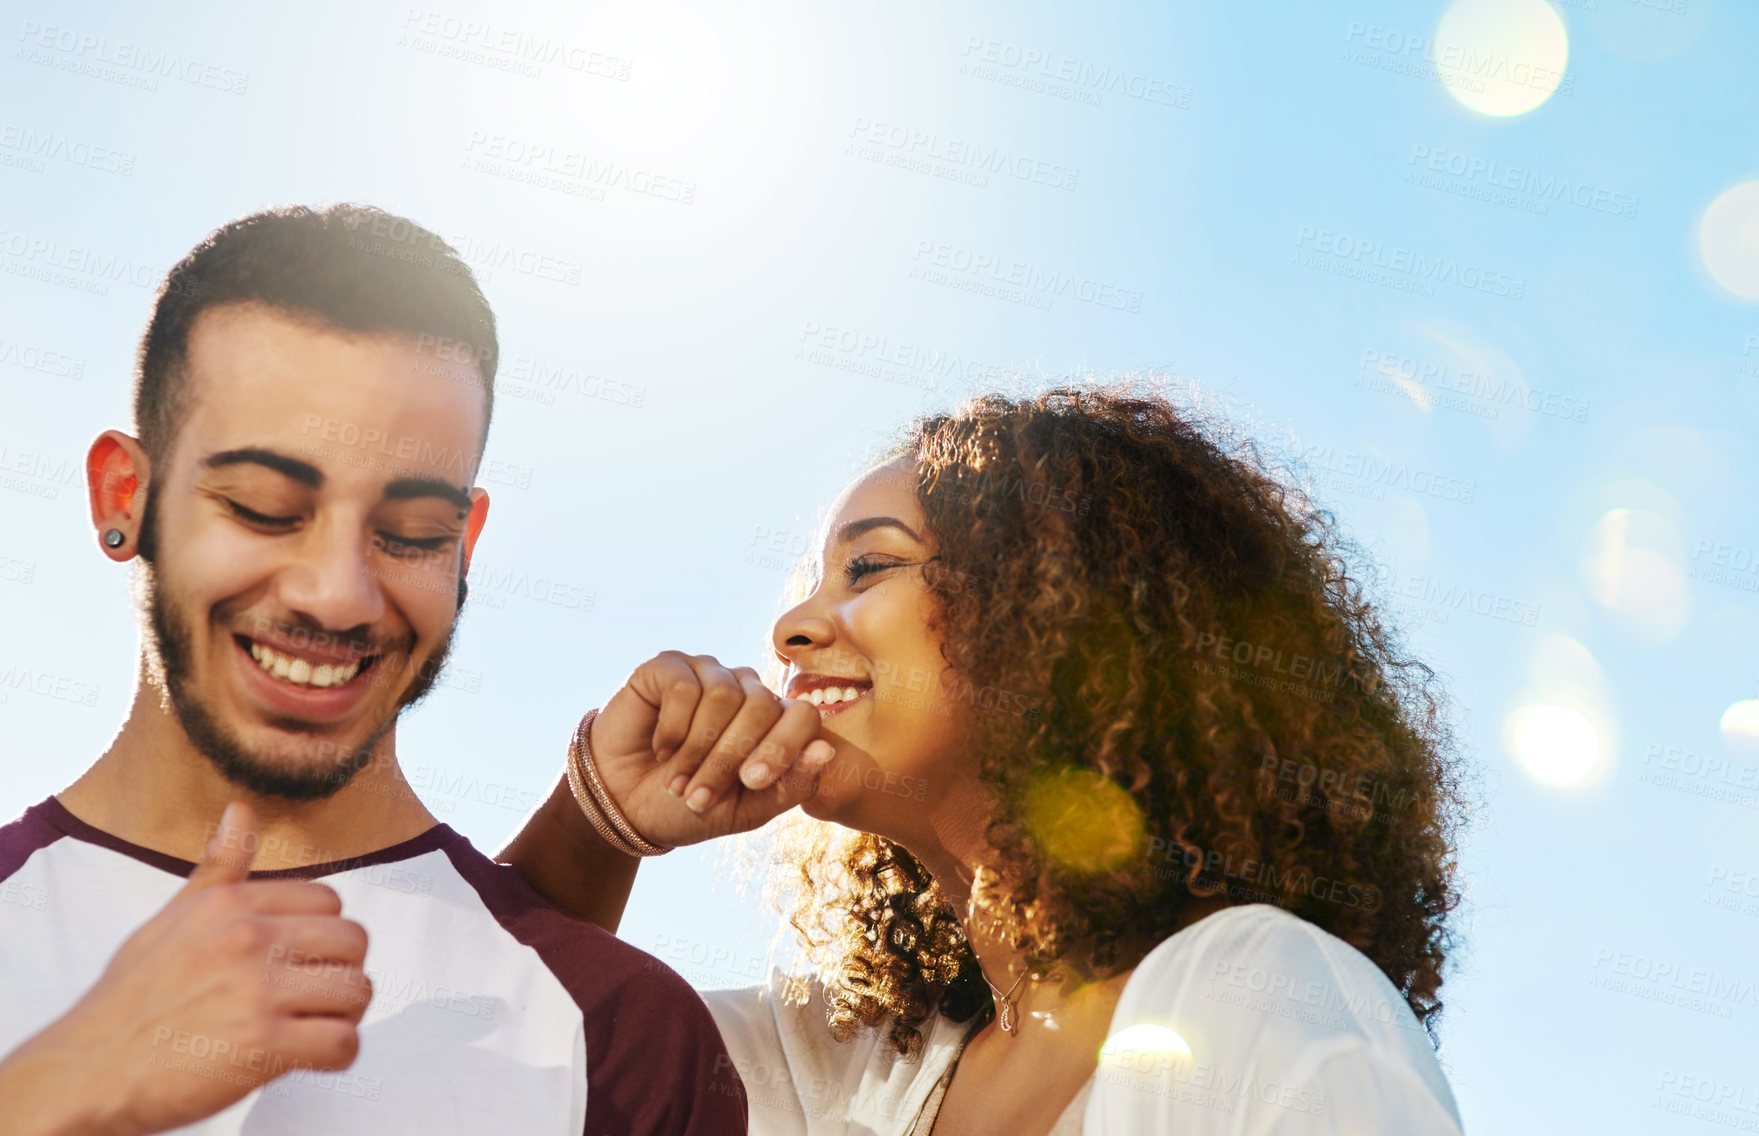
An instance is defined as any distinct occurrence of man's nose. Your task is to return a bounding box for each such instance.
[275,517,386,633]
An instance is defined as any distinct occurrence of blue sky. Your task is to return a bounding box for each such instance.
[3,1,1758,1130]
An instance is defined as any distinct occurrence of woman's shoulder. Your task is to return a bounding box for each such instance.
[699,968,852,1071]
[700,968,978,1132]
[1123,905,1415,1028]
[1091,905,1461,1133]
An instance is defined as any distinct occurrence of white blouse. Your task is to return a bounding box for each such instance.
[702,904,1464,1135]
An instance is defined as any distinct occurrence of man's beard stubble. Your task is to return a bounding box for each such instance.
[138,490,461,801]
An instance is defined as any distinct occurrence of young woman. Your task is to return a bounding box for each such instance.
[499,388,1467,1134]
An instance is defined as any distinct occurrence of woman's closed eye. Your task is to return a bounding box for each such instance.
[844,554,910,586]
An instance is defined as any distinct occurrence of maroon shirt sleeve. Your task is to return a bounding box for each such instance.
[441,838,748,1136]
[0,801,65,884]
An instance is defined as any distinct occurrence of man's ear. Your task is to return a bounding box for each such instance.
[87,430,149,561]
[460,487,490,575]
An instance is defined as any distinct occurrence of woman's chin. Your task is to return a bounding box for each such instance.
[799,779,853,823]
[798,765,876,829]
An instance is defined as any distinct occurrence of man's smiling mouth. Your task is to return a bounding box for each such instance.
[236,635,379,689]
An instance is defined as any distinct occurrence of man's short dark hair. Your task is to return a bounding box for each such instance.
[134,203,498,465]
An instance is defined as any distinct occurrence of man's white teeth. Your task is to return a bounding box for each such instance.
[248,641,362,689]
[806,686,865,707]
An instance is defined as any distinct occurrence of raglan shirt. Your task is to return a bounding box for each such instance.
[703,904,1463,1135]
[0,798,748,1136]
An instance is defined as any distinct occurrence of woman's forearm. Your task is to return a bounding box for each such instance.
[496,773,641,934]
[496,672,827,933]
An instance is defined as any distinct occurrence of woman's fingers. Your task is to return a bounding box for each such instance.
[709,694,837,827]
[626,651,706,763]
[679,668,784,811]
[649,657,756,800]
[738,698,823,790]
[618,651,832,823]
[760,705,836,805]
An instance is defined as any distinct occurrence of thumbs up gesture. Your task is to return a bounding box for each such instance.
[0,803,373,1136]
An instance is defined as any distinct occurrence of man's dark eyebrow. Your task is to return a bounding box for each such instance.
[384,477,473,511]
[834,516,923,545]
[200,451,470,511]
[201,448,323,488]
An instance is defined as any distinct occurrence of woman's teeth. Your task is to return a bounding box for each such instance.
[805,686,865,707]
[248,642,362,689]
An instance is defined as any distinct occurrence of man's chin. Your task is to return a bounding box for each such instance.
[176,686,400,802]
[200,731,388,801]
[187,681,417,801]
[144,566,450,803]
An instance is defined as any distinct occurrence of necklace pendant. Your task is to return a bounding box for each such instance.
[987,969,1029,1036]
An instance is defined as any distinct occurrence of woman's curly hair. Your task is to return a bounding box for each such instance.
[768,386,1467,1056]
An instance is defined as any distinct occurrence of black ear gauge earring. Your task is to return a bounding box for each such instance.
[457,578,469,606]
[102,529,126,549]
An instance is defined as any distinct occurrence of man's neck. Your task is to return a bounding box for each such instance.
[58,678,441,871]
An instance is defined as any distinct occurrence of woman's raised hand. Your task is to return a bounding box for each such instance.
[586,651,834,847]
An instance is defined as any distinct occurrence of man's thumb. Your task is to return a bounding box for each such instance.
[183,801,258,891]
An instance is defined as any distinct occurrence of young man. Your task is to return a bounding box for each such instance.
[0,205,747,1135]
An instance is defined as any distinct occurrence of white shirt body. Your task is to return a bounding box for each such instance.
[704,904,1464,1135]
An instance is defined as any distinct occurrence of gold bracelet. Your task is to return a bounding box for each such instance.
[564,722,641,857]
[567,709,673,857]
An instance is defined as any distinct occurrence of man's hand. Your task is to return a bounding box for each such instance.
[589,651,836,847]
[0,802,372,1136]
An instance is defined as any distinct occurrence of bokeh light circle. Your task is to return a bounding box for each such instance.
[1020,767,1146,875]
[1721,699,1759,756]
[1099,1024,1193,1068]
[1505,703,1599,786]
[1434,0,1570,118]
[1699,181,1759,301]
[1580,508,1690,645]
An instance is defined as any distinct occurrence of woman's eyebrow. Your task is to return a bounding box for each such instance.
[833,516,924,545]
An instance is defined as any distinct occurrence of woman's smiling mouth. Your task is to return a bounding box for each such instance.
[787,673,874,715]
